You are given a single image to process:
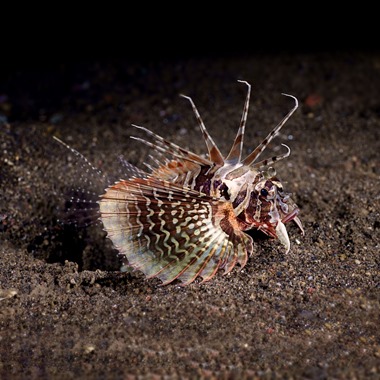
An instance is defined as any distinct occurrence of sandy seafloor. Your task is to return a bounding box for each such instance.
[0,52,379,379]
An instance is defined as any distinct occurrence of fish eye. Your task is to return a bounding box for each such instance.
[260,188,268,197]
[220,183,230,200]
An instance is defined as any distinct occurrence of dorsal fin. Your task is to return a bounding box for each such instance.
[242,93,298,166]
[252,143,291,169]
[130,124,212,166]
[225,80,251,164]
[180,94,224,166]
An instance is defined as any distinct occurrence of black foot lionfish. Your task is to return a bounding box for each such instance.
[55,80,304,286]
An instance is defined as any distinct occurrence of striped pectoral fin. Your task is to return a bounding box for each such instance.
[213,202,253,274]
[99,178,252,285]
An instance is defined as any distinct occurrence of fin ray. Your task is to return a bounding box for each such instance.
[225,80,251,164]
[242,94,298,166]
[180,94,224,166]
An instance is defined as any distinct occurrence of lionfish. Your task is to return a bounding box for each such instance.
[56,80,304,286]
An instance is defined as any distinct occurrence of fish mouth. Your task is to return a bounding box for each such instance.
[276,208,304,254]
[282,208,304,235]
[247,206,304,254]
[281,208,299,223]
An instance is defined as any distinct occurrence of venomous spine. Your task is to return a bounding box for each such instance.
[56,80,304,286]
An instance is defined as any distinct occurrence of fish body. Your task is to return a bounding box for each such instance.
[98,81,304,285]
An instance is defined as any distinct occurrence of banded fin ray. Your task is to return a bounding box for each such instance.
[242,94,298,166]
[117,154,149,179]
[53,136,149,226]
[252,143,291,169]
[180,94,224,166]
[131,124,212,166]
[225,80,251,164]
[52,136,109,226]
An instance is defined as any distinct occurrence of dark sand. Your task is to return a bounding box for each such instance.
[1,52,379,379]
